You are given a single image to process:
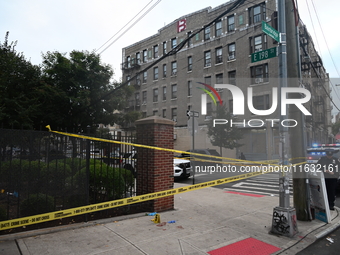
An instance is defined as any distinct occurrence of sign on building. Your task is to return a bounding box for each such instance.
[177,19,186,33]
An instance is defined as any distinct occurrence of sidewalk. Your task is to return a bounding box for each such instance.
[1,183,340,255]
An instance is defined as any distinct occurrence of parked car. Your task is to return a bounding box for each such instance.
[174,158,191,179]
[122,150,191,179]
[179,149,222,165]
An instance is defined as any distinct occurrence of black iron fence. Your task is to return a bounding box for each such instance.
[0,128,140,228]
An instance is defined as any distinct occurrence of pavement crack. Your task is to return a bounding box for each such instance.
[103,225,148,255]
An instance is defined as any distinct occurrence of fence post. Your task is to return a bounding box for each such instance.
[135,116,175,212]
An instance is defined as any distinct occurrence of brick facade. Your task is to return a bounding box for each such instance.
[135,116,175,212]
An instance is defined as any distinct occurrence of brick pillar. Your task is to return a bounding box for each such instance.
[135,116,175,212]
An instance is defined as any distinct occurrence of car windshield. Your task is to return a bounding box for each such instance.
[208,150,220,156]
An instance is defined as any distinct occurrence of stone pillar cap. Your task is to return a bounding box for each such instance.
[135,116,175,126]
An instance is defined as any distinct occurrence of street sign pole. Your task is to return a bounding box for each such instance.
[270,0,298,238]
[187,110,199,185]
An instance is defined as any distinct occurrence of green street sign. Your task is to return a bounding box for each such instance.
[251,47,277,63]
[262,21,280,42]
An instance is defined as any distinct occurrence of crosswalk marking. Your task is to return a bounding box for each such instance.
[223,174,293,196]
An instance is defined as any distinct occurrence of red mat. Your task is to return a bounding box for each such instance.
[208,237,280,255]
[224,191,265,197]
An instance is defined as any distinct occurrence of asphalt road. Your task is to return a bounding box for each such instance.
[177,165,340,207]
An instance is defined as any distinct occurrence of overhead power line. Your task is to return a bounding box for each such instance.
[96,0,155,53]
[97,0,162,55]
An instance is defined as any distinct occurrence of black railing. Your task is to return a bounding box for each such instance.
[0,128,143,231]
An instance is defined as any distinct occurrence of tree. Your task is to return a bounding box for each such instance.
[332,121,340,136]
[0,32,48,129]
[40,50,134,131]
[207,104,244,156]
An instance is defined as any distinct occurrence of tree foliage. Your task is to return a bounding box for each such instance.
[41,50,133,131]
[0,32,46,129]
[0,32,135,130]
[332,121,340,136]
[207,104,244,155]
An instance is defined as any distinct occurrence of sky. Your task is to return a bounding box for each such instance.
[1,0,340,111]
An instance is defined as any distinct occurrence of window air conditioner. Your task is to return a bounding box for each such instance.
[255,78,263,84]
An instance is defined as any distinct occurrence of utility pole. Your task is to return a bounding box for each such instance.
[285,0,310,221]
[270,0,298,237]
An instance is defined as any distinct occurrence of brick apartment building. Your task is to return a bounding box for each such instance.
[121,0,332,160]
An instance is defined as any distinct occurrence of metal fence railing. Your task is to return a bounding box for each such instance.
[0,128,140,228]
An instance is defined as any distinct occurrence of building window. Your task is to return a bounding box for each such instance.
[188,80,192,96]
[153,67,158,80]
[249,2,266,24]
[143,71,147,83]
[142,112,147,118]
[171,84,177,99]
[136,74,141,86]
[162,109,166,118]
[126,75,131,86]
[228,43,236,60]
[227,15,235,32]
[216,73,223,84]
[250,34,267,53]
[143,49,147,62]
[136,52,141,64]
[195,32,200,41]
[188,56,193,71]
[171,108,177,121]
[153,45,158,58]
[206,102,213,119]
[171,61,177,76]
[142,91,147,104]
[204,76,211,85]
[251,63,268,84]
[187,31,192,47]
[153,110,158,116]
[163,86,166,100]
[215,20,222,37]
[135,93,140,106]
[153,88,158,102]
[126,56,131,68]
[252,95,270,111]
[171,38,177,49]
[228,71,236,85]
[216,47,223,64]
[204,51,211,67]
[163,64,167,78]
[163,41,167,54]
[239,14,244,25]
[204,26,210,40]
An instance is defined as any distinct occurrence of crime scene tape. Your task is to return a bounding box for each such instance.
[0,171,263,231]
[45,126,306,166]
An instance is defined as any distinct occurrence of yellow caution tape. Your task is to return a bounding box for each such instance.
[0,170,263,231]
[45,126,306,166]
[0,125,308,231]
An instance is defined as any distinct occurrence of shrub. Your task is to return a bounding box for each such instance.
[20,193,54,217]
[0,206,7,221]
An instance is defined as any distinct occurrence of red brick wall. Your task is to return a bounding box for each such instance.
[135,116,175,212]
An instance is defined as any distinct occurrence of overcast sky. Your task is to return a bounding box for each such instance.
[2,0,340,111]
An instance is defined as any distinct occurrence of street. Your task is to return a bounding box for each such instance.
[177,165,340,206]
